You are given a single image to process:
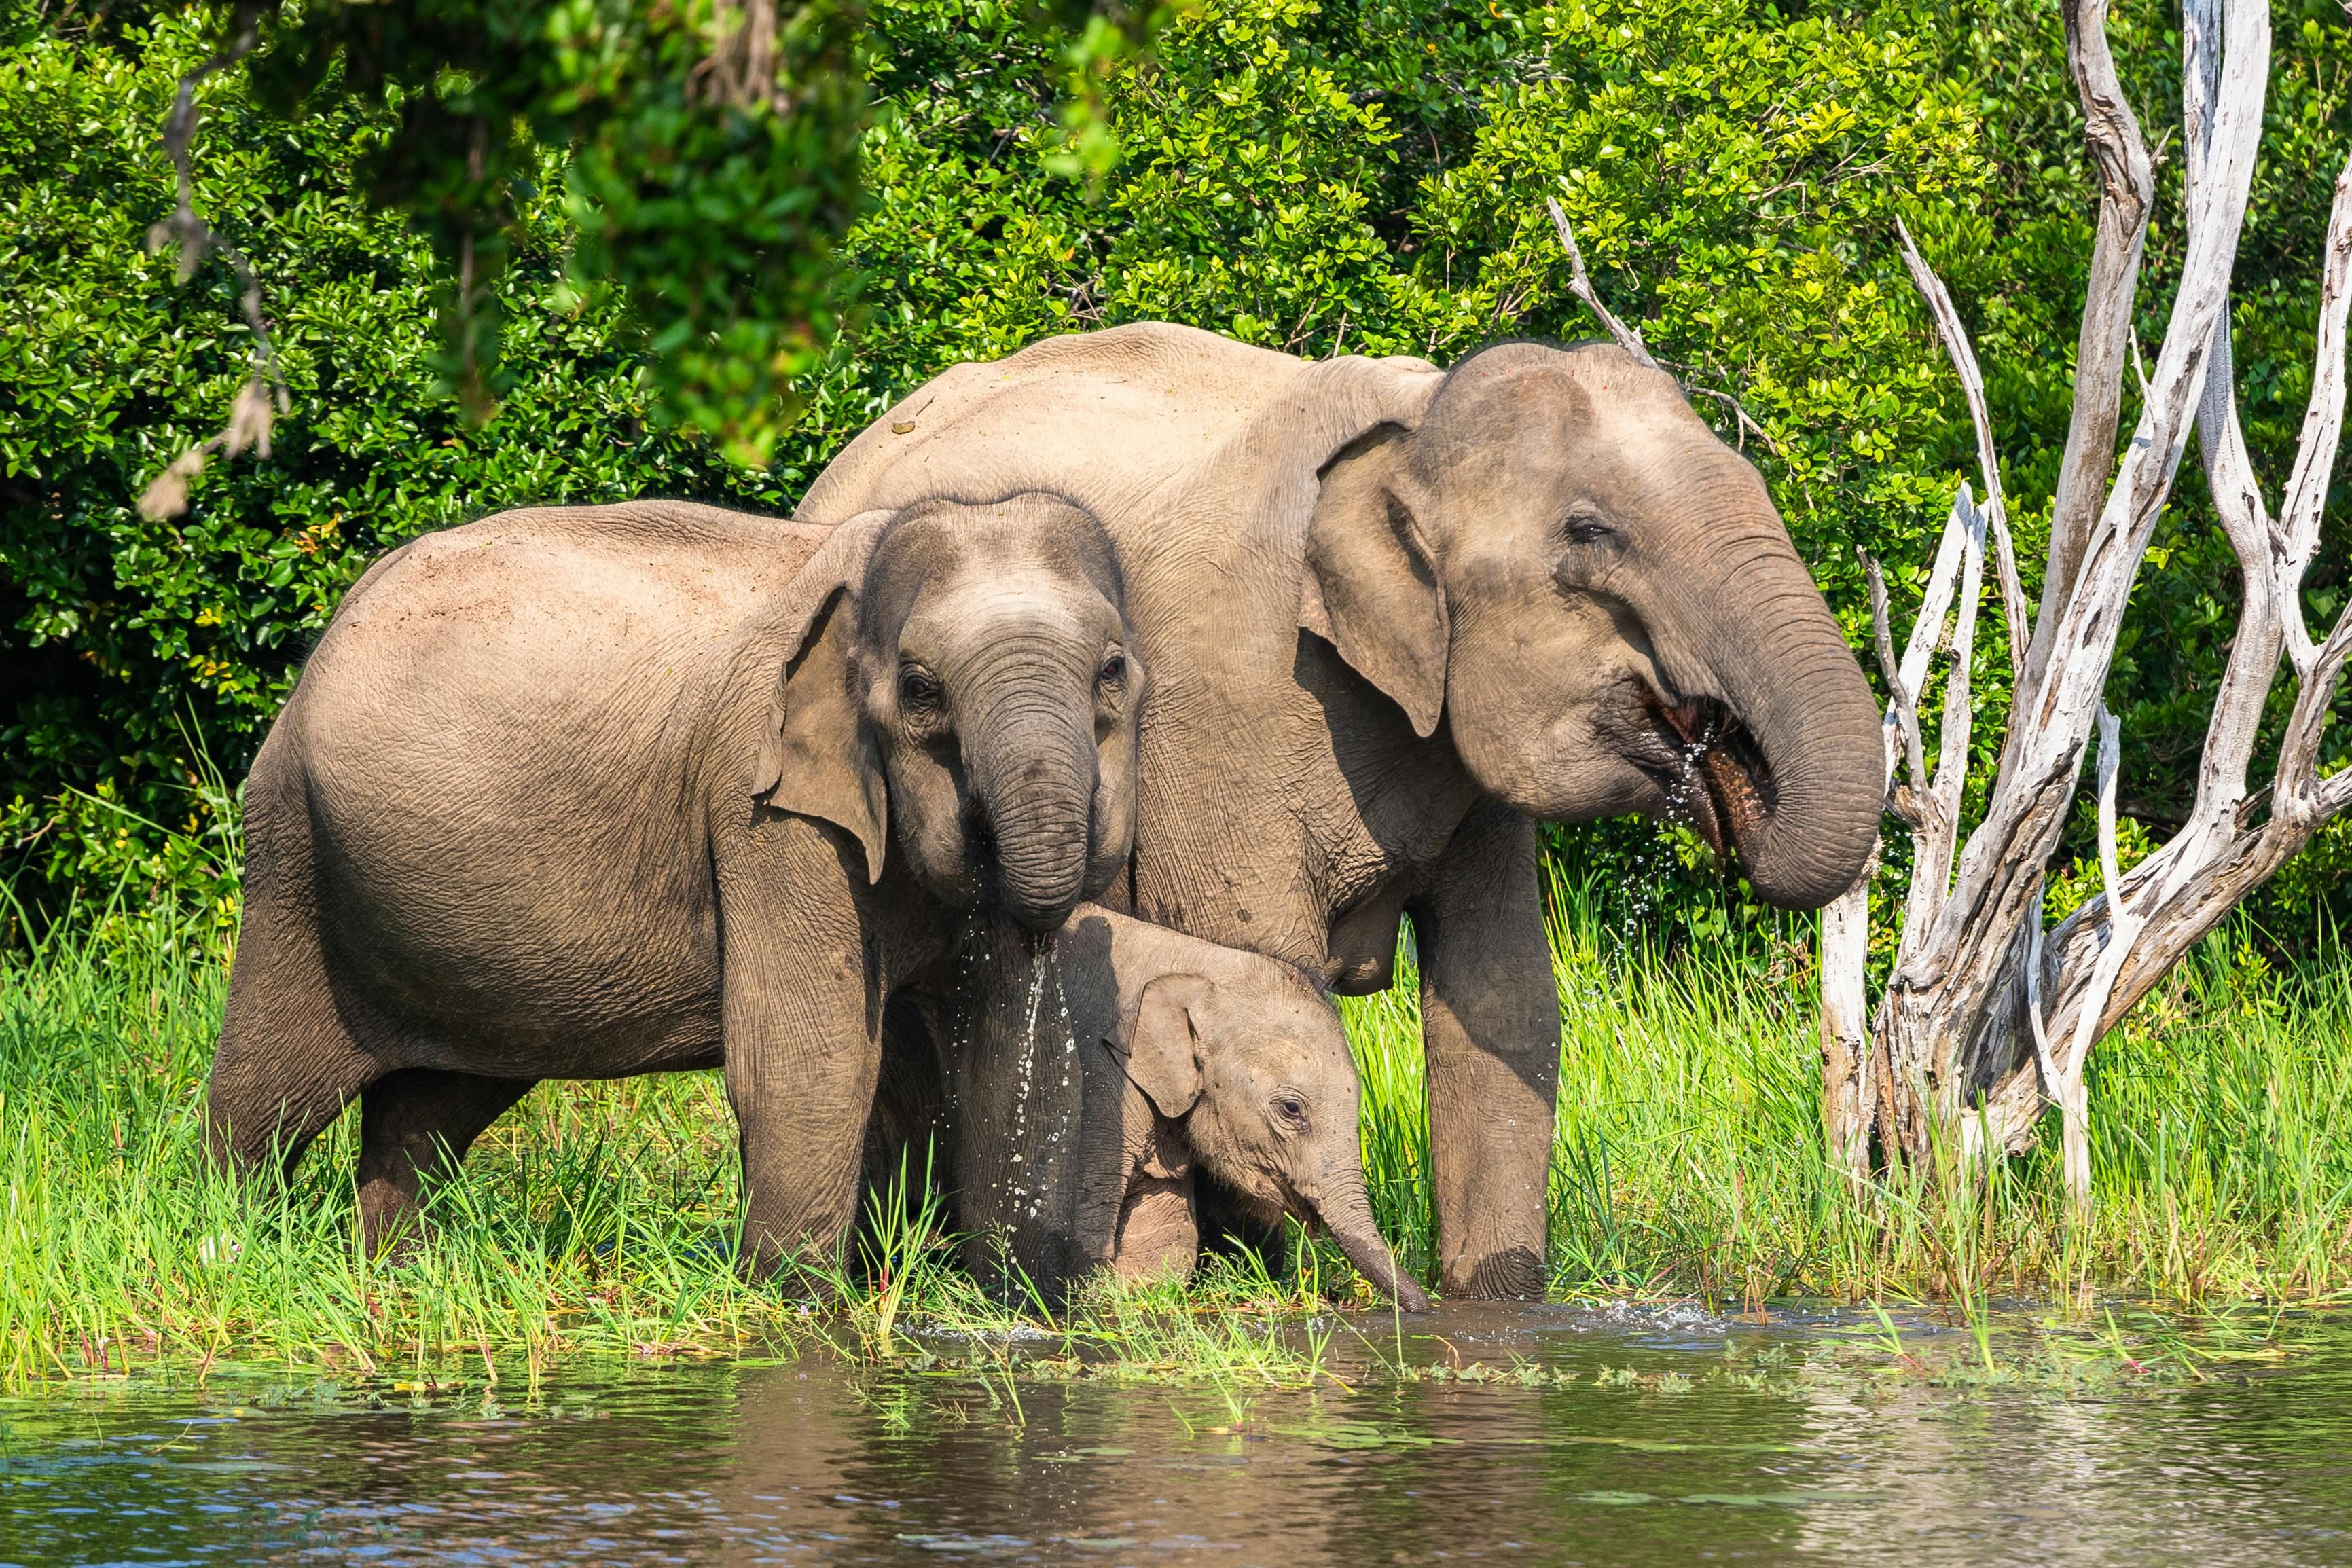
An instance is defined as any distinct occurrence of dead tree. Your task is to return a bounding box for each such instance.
[1817,0,2352,1209]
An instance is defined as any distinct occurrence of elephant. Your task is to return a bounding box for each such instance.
[204,493,1144,1269]
[799,323,1884,1298]
[880,904,1430,1309]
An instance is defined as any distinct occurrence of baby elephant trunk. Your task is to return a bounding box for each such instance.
[1310,1167,1432,1313]
[966,687,1098,932]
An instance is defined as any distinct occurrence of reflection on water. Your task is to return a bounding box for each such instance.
[5,1304,2351,1566]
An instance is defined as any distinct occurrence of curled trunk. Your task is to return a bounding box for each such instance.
[1682,531,1885,909]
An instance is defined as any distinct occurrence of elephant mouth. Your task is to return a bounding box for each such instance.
[1627,693,1777,858]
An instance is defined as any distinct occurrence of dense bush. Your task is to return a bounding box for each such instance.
[3,0,2349,945]
[1,9,789,925]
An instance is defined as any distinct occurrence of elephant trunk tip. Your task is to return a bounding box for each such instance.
[1671,674,1882,911]
[966,712,1098,932]
[991,833,1088,931]
[1384,1270,1434,1315]
[1320,1195,1432,1311]
[1000,888,1083,933]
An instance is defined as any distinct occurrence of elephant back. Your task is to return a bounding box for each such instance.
[797,323,1316,527]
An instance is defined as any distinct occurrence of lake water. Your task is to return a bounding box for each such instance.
[5,1301,2349,1565]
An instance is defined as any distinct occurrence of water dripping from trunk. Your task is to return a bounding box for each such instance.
[1003,928,1078,1226]
[1658,704,1722,833]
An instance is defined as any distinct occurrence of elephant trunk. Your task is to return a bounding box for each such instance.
[1308,1165,1432,1312]
[1678,522,1884,910]
[964,682,1098,932]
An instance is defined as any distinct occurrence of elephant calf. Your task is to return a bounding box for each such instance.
[206,494,1143,1270]
[888,905,1430,1309]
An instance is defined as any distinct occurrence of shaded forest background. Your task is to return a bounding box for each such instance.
[4,0,2349,951]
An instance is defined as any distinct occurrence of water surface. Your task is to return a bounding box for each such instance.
[5,1302,2349,1565]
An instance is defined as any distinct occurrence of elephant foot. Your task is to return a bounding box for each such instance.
[1446,1245,1546,1301]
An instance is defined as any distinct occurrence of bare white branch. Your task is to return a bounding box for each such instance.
[2030,0,2156,683]
[2041,141,2352,1053]
[1906,488,1987,940]
[2093,706,2125,914]
[1896,217,2031,680]
[2023,877,2058,1117]
[1545,196,1659,371]
[2278,159,2352,676]
[1819,1,2352,1190]
[1868,0,2270,1165]
[1898,495,1970,708]
[1818,851,1877,1179]
[1865,555,1928,809]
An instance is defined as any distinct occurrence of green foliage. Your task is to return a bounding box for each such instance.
[4,0,2351,942]
[218,0,867,456]
[1412,0,1982,553]
[1,10,795,900]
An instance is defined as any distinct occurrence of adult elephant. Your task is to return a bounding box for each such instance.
[803,324,1882,1297]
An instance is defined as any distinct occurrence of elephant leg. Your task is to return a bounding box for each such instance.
[727,996,884,1279]
[1112,1172,1198,1287]
[356,1070,537,1253]
[206,756,382,1186]
[1409,801,1558,1299]
[716,824,887,1279]
[864,987,949,1203]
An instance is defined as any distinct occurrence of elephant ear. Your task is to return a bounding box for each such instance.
[1297,427,1449,740]
[1113,972,1213,1121]
[750,509,894,884]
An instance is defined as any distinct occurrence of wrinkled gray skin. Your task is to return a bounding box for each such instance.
[806,325,1883,1298]
[881,906,1429,1310]
[204,494,1142,1269]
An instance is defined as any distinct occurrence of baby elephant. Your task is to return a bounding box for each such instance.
[207,494,1143,1270]
[903,905,1430,1310]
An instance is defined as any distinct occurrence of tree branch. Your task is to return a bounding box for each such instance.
[1545,196,1659,371]
[1894,216,2030,682]
[1877,0,2268,1159]
[1904,487,1986,941]
[1865,553,1928,812]
[139,1,287,522]
[2027,0,2156,694]
[2277,157,2352,678]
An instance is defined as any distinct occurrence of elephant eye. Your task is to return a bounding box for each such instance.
[1272,1094,1309,1131]
[1560,511,1617,547]
[898,664,943,713]
[1098,651,1127,689]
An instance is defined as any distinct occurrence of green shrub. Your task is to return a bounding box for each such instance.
[1,10,791,909]
[4,0,2349,940]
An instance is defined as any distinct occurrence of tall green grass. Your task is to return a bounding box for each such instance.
[0,905,785,1383]
[0,899,1348,1383]
[7,870,2351,1383]
[1345,873,2352,1307]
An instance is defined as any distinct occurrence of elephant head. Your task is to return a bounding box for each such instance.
[1299,342,1882,907]
[755,492,1144,930]
[1113,962,1432,1312]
